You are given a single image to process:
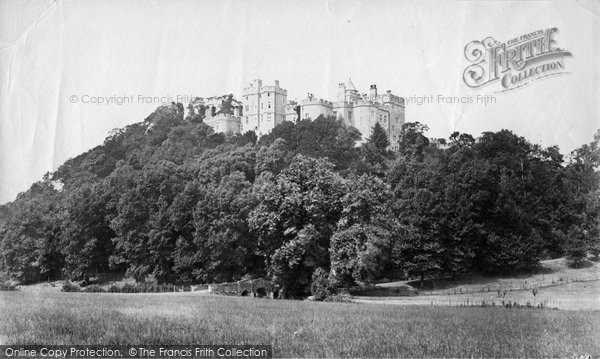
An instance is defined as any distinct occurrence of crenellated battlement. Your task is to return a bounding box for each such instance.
[354,99,378,107]
[301,98,333,107]
[380,92,405,106]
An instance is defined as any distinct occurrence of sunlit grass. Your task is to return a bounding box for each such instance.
[1,291,598,357]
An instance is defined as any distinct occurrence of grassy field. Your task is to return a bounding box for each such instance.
[373,257,600,295]
[353,258,600,310]
[1,291,599,358]
[354,280,600,310]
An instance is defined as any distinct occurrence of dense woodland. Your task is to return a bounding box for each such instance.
[0,102,598,298]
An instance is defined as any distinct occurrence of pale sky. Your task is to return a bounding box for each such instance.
[1,0,599,203]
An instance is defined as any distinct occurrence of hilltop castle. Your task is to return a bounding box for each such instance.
[200,78,405,151]
[298,78,405,151]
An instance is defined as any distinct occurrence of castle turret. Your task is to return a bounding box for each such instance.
[345,78,359,102]
[300,96,333,120]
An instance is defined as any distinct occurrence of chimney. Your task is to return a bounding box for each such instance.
[337,82,346,102]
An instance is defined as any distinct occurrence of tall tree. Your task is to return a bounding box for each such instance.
[249,155,344,297]
[0,181,63,282]
[60,183,115,280]
[330,174,396,286]
[369,122,390,152]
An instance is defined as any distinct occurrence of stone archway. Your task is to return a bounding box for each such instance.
[255,287,267,298]
[241,290,249,296]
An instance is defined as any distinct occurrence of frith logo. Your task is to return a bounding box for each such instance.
[463,28,572,92]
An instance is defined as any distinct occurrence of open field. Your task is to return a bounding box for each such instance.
[375,257,600,294]
[353,258,600,309]
[354,280,600,310]
[2,257,598,356]
[1,291,599,358]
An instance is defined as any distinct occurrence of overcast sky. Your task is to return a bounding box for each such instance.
[1,0,599,204]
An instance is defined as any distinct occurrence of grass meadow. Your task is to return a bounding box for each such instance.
[1,291,599,357]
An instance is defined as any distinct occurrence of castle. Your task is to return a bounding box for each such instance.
[241,79,288,137]
[189,95,244,134]
[199,78,405,151]
[299,78,405,151]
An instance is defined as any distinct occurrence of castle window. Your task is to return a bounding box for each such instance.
[268,102,271,109]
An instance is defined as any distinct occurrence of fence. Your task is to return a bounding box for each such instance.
[421,273,600,296]
[426,298,564,309]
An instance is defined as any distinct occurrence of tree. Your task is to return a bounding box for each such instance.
[249,155,344,297]
[188,172,259,283]
[3,96,596,295]
[330,225,393,286]
[109,162,183,282]
[438,130,564,273]
[330,174,396,286]
[397,122,430,161]
[565,130,600,259]
[0,181,63,283]
[388,152,448,285]
[562,225,588,267]
[60,183,115,280]
[584,190,600,258]
[229,131,257,146]
[394,228,443,286]
[369,122,389,152]
[258,115,361,171]
[255,138,291,176]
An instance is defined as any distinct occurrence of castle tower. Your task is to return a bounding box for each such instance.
[300,96,333,120]
[241,79,262,135]
[241,79,287,137]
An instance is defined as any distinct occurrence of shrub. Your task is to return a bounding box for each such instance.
[323,293,352,302]
[121,283,135,293]
[61,281,79,292]
[310,268,336,301]
[0,282,17,291]
[84,285,105,293]
[58,281,195,294]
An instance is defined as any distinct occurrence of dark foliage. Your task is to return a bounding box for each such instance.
[310,267,336,301]
[1,101,597,297]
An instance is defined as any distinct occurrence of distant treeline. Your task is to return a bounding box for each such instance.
[0,103,598,298]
